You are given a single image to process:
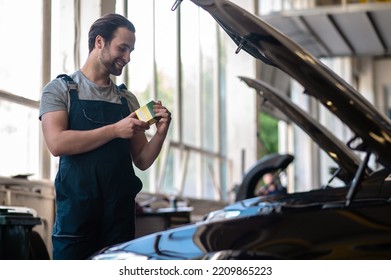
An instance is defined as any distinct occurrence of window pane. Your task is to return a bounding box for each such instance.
[0,101,39,177]
[127,1,154,106]
[154,0,176,122]
[200,11,217,151]
[160,150,175,194]
[126,2,155,191]
[0,0,43,100]
[202,156,217,199]
[183,152,198,198]
[50,0,77,76]
[153,0,177,193]
[181,4,200,146]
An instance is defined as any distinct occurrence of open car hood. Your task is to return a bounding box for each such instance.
[239,76,363,183]
[190,0,391,169]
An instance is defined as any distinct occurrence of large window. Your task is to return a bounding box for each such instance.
[123,0,230,200]
[0,0,43,178]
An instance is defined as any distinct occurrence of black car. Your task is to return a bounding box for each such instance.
[90,0,391,260]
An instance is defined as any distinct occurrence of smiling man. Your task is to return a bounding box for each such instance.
[39,14,171,260]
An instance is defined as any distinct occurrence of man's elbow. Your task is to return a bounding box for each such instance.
[47,145,63,157]
[132,157,152,171]
[44,140,67,157]
[134,161,149,171]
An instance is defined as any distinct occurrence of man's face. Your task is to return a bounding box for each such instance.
[100,27,135,76]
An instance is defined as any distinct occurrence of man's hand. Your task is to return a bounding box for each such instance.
[113,112,150,139]
[153,100,172,137]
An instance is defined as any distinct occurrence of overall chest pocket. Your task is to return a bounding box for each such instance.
[80,100,126,125]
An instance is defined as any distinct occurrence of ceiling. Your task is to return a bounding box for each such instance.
[262,3,391,58]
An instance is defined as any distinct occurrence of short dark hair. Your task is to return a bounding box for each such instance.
[88,13,136,53]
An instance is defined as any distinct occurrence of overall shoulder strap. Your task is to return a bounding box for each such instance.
[117,83,127,91]
[57,74,78,98]
[116,83,128,106]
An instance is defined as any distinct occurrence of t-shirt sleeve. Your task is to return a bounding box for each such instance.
[123,90,141,113]
[39,78,69,120]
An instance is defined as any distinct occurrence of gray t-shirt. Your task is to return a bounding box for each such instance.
[39,70,140,120]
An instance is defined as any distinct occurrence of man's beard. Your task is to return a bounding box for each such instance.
[100,48,124,76]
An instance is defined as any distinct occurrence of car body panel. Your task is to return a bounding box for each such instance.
[91,170,390,260]
[92,184,391,259]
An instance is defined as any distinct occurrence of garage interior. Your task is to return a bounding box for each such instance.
[1,0,391,260]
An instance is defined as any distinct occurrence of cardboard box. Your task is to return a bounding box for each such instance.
[135,101,159,125]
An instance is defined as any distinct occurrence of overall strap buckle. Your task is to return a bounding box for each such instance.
[57,74,78,92]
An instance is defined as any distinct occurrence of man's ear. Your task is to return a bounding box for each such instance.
[95,35,105,49]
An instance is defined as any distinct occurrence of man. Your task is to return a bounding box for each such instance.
[39,14,171,259]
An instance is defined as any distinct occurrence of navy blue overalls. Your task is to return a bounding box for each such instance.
[52,75,142,260]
